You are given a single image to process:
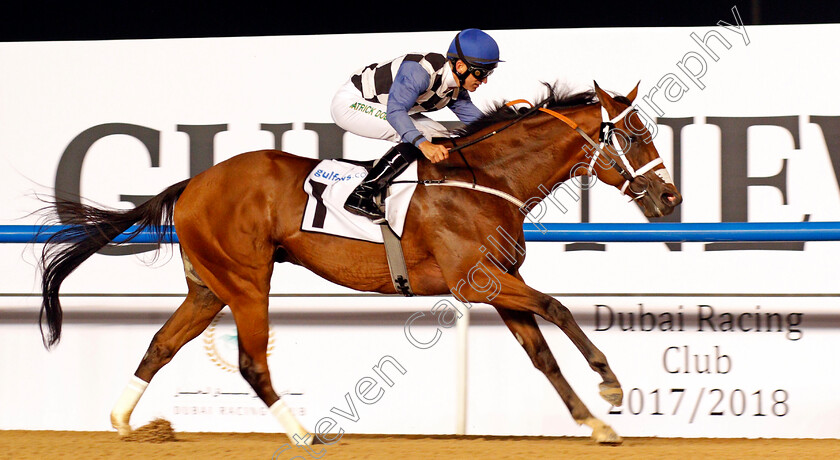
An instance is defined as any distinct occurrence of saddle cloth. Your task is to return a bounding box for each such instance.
[301,159,418,243]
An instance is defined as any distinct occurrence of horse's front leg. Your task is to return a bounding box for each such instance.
[448,265,623,418]
[495,306,622,444]
[500,269,623,406]
[540,297,623,407]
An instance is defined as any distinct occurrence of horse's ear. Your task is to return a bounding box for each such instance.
[627,81,641,102]
[593,80,619,115]
[594,80,606,97]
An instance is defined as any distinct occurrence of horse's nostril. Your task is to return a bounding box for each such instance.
[662,192,679,206]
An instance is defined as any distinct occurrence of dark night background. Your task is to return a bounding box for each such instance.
[0,1,837,42]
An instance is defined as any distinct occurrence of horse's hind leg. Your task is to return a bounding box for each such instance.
[227,293,315,446]
[110,278,224,435]
[495,307,622,444]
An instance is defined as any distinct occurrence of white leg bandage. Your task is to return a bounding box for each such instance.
[270,400,312,445]
[110,376,148,435]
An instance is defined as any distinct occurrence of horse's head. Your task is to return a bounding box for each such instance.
[589,82,682,217]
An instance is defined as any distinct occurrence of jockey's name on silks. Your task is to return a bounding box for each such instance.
[349,102,387,120]
[312,168,367,182]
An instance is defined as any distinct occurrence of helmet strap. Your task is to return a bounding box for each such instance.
[453,33,471,86]
[451,61,469,89]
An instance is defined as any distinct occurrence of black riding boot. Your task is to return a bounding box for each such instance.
[344,143,419,223]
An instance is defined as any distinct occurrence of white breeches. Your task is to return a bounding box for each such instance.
[329,80,449,145]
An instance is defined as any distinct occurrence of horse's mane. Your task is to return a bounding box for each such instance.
[449,82,631,140]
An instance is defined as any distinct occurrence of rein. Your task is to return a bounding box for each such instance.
[409,101,549,207]
[447,100,545,154]
[444,101,548,190]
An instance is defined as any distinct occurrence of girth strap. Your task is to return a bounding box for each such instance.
[375,188,414,296]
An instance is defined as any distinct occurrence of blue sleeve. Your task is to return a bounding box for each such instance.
[386,61,432,147]
[448,91,484,125]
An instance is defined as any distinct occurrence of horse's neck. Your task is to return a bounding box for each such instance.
[442,104,601,204]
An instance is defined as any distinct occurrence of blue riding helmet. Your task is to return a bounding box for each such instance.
[446,28,502,66]
[446,29,502,83]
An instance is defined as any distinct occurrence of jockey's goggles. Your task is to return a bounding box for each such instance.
[467,64,496,80]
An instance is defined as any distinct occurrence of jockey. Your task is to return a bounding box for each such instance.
[330,28,502,223]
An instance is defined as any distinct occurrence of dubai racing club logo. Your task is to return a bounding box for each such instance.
[203,311,276,373]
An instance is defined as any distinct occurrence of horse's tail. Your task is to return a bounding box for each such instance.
[39,179,191,349]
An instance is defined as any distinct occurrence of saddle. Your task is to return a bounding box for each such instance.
[302,158,416,296]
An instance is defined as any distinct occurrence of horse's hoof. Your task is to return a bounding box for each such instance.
[110,412,131,436]
[592,425,623,445]
[599,382,624,407]
[581,417,623,445]
[285,431,315,446]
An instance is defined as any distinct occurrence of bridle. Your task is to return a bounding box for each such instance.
[420,94,667,207]
[534,101,663,201]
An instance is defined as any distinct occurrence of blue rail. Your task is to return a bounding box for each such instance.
[0,225,178,244]
[2,222,840,243]
[522,222,840,242]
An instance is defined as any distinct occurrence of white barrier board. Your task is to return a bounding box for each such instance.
[1,296,837,439]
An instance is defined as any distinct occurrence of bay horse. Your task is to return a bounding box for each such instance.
[38,81,681,445]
